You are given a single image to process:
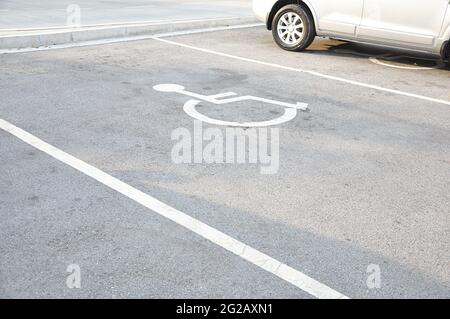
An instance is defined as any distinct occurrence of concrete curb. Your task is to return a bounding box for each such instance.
[0,17,259,50]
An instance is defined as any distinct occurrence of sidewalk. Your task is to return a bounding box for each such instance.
[0,0,253,30]
[0,0,257,50]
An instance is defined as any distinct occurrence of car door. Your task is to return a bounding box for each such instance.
[358,0,449,47]
[311,0,364,37]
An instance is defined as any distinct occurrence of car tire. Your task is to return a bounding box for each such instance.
[444,42,450,67]
[272,4,316,52]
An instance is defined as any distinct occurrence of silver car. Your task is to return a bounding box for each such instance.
[253,0,450,62]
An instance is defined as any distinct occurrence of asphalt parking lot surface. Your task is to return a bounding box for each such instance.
[0,25,449,298]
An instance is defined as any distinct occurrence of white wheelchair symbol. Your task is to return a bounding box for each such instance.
[153,84,308,127]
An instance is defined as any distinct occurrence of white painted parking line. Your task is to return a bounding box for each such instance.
[0,118,349,299]
[150,36,450,107]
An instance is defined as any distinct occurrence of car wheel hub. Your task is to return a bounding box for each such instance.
[277,12,304,45]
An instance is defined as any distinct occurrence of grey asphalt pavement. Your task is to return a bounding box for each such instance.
[0,25,449,298]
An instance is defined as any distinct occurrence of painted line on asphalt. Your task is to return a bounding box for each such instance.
[152,23,264,38]
[150,36,450,107]
[0,118,349,300]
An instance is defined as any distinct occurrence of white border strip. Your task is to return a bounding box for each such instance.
[149,36,450,107]
[0,118,349,299]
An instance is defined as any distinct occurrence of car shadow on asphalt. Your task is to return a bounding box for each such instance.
[304,39,450,70]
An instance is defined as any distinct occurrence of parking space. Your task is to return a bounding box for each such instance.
[157,26,450,102]
[1,130,315,299]
[0,25,449,298]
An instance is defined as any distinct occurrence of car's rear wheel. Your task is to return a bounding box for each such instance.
[272,4,315,52]
[442,41,449,67]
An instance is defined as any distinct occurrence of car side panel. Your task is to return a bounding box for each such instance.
[307,0,364,37]
[358,0,448,50]
[439,6,450,41]
[253,0,277,24]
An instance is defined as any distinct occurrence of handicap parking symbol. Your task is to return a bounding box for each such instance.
[153,84,308,127]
